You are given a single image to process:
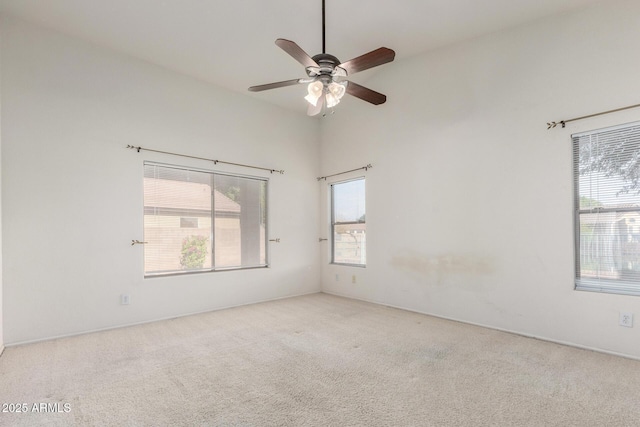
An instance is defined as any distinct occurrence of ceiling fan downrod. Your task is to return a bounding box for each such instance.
[322,0,326,54]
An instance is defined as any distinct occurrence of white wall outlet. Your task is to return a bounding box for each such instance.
[352,275,356,284]
[619,312,633,328]
[121,294,130,305]
[335,274,339,282]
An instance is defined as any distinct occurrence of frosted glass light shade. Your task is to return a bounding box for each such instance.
[326,82,346,108]
[304,81,324,106]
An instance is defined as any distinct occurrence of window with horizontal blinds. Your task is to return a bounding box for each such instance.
[143,163,267,276]
[573,122,640,296]
[331,178,366,266]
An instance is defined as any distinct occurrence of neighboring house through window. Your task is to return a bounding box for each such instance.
[573,122,640,296]
[331,178,366,266]
[143,162,267,276]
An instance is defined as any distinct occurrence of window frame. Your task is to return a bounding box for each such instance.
[143,161,269,278]
[330,177,366,267]
[572,121,640,296]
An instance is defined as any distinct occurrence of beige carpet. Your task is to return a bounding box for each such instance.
[1,293,640,426]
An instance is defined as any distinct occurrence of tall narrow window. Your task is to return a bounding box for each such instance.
[143,163,267,276]
[331,178,366,266]
[573,122,640,296]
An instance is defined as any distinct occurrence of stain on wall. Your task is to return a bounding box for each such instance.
[390,250,495,284]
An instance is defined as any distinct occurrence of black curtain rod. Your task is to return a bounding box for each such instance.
[317,164,372,181]
[126,145,284,174]
[547,102,640,129]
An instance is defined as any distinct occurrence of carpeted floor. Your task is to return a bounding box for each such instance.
[1,292,640,426]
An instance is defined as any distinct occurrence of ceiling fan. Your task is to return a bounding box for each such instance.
[248,0,395,116]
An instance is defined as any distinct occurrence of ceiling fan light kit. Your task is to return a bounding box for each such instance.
[248,0,395,116]
[305,81,324,106]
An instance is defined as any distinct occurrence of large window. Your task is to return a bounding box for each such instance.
[331,178,366,266]
[573,122,640,296]
[143,163,267,276]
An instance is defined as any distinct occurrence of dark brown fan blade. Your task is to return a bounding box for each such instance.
[275,39,319,69]
[345,81,386,105]
[338,47,395,75]
[307,93,325,117]
[248,79,303,92]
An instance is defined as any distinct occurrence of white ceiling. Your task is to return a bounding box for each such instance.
[0,0,603,114]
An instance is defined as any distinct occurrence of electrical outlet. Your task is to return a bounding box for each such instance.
[352,275,356,284]
[121,294,130,305]
[335,274,339,282]
[619,312,633,328]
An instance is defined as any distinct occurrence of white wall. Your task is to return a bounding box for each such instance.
[0,19,4,354]
[1,16,321,344]
[320,0,640,359]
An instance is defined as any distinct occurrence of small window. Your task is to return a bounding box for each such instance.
[180,217,198,228]
[143,163,267,276]
[573,122,640,296]
[331,178,366,266]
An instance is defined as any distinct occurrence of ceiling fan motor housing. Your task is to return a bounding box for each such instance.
[308,53,342,77]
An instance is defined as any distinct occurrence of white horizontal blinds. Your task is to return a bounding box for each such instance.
[143,163,267,276]
[213,174,267,269]
[573,122,640,295]
[143,164,213,275]
[332,178,366,265]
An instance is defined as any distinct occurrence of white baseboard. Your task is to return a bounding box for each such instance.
[321,290,640,362]
[7,290,322,347]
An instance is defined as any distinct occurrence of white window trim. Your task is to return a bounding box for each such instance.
[143,161,269,277]
[330,177,366,268]
[572,121,640,296]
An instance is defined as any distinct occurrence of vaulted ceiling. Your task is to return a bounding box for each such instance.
[0,0,603,114]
